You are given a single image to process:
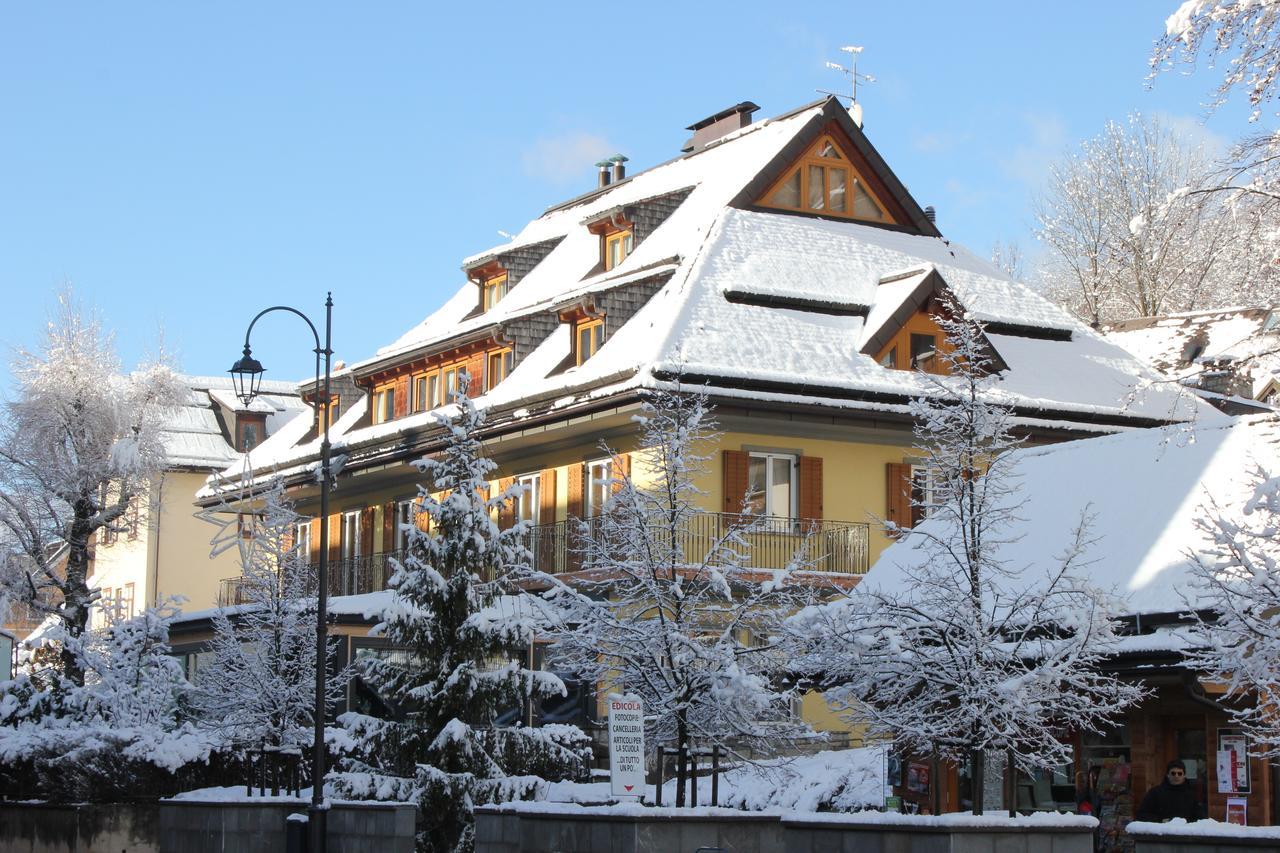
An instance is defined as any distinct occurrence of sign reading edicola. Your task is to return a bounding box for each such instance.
[607,693,645,799]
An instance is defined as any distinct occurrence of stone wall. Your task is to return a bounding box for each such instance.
[0,802,159,853]
[474,805,1096,853]
[158,800,416,853]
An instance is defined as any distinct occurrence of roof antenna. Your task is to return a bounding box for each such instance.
[820,45,875,128]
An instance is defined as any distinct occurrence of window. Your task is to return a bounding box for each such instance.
[396,500,416,551]
[879,347,897,369]
[372,384,396,424]
[603,230,633,271]
[517,474,540,525]
[341,511,362,561]
[412,374,429,412]
[575,318,605,366]
[317,395,340,431]
[237,512,257,539]
[586,460,613,517]
[910,333,937,370]
[238,419,261,451]
[482,273,509,311]
[910,465,943,527]
[760,135,889,222]
[294,521,312,560]
[487,348,514,392]
[745,452,796,518]
[121,583,135,619]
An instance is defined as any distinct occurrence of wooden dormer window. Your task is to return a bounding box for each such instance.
[317,394,340,431]
[486,348,513,391]
[759,135,891,223]
[236,413,267,452]
[482,273,509,311]
[575,317,605,365]
[372,382,396,424]
[874,312,951,374]
[604,230,633,271]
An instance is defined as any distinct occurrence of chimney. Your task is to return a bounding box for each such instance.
[610,154,629,183]
[596,159,612,188]
[681,101,761,153]
[924,205,937,225]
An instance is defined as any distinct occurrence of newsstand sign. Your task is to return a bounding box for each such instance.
[607,694,645,799]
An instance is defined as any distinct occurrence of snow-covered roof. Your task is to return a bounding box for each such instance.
[163,375,307,469]
[212,98,1206,489]
[1105,307,1280,399]
[863,414,1277,617]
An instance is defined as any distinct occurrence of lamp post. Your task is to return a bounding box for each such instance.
[229,294,334,853]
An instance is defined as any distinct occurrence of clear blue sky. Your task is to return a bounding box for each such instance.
[0,1,1258,389]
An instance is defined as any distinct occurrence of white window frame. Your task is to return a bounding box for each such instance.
[747,451,798,518]
[395,500,416,551]
[517,474,540,525]
[294,521,312,560]
[911,465,943,521]
[586,459,613,518]
[341,510,362,561]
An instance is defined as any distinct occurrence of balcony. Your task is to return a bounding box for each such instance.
[216,513,869,606]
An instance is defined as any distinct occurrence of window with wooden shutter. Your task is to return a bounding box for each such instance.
[498,477,516,530]
[360,507,375,556]
[611,453,631,494]
[567,463,585,520]
[885,463,913,531]
[309,518,321,565]
[382,502,396,552]
[799,456,823,521]
[539,469,557,525]
[723,450,749,514]
[394,375,409,418]
[328,514,341,562]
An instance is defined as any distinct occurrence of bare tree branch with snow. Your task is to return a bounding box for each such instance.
[790,303,1143,813]
[1035,114,1249,327]
[534,386,818,808]
[1186,464,1280,756]
[192,475,341,754]
[0,290,184,686]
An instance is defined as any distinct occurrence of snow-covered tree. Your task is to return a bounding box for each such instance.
[790,305,1143,813]
[333,381,586,853]
[1185,465,1280,756]
[0,291,182,686]
[193,475,339,754]
[0,600,212,801]
[534,386,816,808]
[1035,114,1242,326]
[1154,0,1280,119]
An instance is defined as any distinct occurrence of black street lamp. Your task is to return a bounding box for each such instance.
[229,294,334,853]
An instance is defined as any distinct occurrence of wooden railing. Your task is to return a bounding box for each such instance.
[216,513,870,605]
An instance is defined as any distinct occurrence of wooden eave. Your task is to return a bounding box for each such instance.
[357,327,507,387]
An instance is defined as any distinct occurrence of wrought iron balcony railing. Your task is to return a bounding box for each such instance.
[216,513,870,606]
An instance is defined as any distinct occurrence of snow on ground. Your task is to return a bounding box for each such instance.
[543,746,885,813]
[1127,818,1280,839]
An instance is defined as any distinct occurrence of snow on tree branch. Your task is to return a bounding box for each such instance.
[531,385,819,807]
[0,290,184,687]
[789,302,1143,814]
[1185,464,1280,756]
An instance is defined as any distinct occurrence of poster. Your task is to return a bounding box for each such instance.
[1226,797,1247,826]
[1216,731,1250,794]
[907,761,930,795]
[607,694,645,798]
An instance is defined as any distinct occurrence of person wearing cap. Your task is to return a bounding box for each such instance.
[1135,760,1202,822]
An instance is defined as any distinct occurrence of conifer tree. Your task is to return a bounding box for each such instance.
[333,381,585,853]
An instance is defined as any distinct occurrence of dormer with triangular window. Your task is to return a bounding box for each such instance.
[759,134,892,223]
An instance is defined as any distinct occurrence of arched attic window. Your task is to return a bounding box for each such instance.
[758,135,891,223]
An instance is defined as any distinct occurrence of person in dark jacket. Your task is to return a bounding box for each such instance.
[1135,760,1202,822]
